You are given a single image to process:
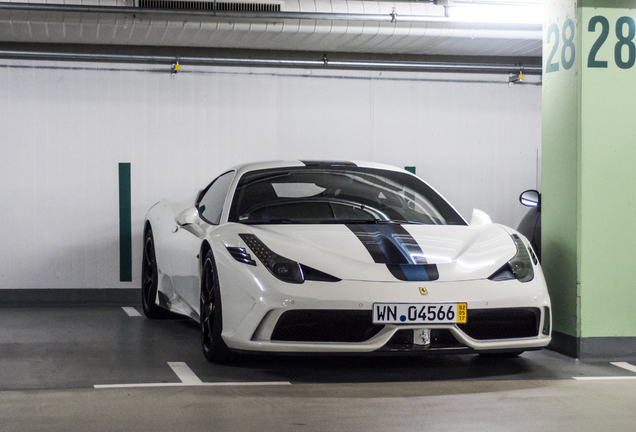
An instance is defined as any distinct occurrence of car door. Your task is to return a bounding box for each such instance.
[169,171,236,313]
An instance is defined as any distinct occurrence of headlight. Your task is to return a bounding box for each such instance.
[236,234,340,284]
[488,234,534,282]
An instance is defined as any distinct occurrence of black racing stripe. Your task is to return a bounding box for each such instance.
[347,223,427,265]
[300,160,357,167]
[347,224,409,264]
[348,223,440,282]
[386,264,408,280]
[424,264,439,280]
[389,224,428,264]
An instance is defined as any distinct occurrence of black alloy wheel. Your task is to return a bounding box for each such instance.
[141,227,170,319]
[200,250,234,363]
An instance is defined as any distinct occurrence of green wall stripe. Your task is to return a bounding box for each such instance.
[404,166,416,174]
[119,163,132,282]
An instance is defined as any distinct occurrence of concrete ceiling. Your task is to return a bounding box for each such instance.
[0,0,543,70]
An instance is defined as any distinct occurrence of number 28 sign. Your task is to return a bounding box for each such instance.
[546,15,636,73]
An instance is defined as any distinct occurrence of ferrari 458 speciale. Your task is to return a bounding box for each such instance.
[142,160,551,363]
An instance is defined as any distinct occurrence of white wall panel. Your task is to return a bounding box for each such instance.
[0,60,541,289]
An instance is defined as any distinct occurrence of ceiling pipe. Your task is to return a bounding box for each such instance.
[0,2,541,29]
[0,49,542,74]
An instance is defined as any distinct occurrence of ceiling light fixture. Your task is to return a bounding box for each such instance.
[446,0,544,25]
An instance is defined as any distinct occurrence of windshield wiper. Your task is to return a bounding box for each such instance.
[319,218,379,224]
[376,219,425,225]
[319,218,429,225]
[240,218,430,225]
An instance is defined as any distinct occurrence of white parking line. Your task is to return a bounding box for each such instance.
[94,361,292,389]
[611,362,636,374]
[168,362,203,384]
[94,381,292,388]
[573,362,636,380]
[122,307,142,317]
[573,376,636,381]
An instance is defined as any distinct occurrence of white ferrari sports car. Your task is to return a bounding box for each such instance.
[142,160,551,363]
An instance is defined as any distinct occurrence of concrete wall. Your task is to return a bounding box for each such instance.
[0,59,542,289]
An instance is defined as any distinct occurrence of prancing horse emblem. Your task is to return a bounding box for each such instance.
[419,287,428,295]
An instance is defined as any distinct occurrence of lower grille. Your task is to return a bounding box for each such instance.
[271,310,384,343]
[384,329,463,350]
[458,307,540,340]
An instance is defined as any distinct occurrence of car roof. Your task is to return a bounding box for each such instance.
[229,160,411,177]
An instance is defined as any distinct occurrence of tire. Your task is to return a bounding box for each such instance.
[200,250,234,363]
[141,227,170,319]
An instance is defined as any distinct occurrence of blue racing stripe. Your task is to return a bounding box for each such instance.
[387,264,439,282]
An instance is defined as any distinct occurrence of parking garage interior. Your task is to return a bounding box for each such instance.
[1,0,636,430]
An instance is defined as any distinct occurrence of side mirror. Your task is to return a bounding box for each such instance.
[175,207,206,237]
[194,189,205,206]
[520,190,540,210]
[470,209,492,226]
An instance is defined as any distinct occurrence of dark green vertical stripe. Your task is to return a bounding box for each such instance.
[405,166,416,174]
[119,163,132,282]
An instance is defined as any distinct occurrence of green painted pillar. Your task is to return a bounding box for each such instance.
[543,0,636,358]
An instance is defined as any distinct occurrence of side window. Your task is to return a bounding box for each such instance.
[197,171,234,225]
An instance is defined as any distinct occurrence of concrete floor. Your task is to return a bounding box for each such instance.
[1,306,636,431]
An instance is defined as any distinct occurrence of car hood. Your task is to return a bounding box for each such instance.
[241,223,517,282]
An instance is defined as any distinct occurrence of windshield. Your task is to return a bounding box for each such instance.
[228,167,466,225]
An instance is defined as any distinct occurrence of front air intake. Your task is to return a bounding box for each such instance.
[457,308,540,340]
[137,0,282,12]
[272,310,384,342]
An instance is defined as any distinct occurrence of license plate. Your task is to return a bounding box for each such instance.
[372,303,467,324]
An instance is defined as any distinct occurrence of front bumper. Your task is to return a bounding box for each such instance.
[218,268,552,354]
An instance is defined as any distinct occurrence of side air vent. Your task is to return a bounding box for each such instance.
[137,0,282,12]
[226,246,256,266]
